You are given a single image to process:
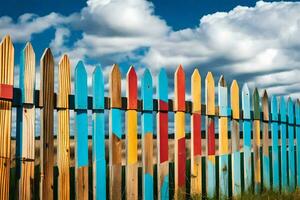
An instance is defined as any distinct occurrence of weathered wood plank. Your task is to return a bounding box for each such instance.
[242,84,252,192]
[190,69,202,197]
[109,64,122,200]
[288,97,295,191]
[157,68,169,200]
[280,97,288,192]
[253,88,261,194]
[271,96,279,191]
[174,65,186,200]
[126,66,138,200]
[0,36,14,200]
[218,76,229,198]
[141,69,154,200]
[230,80,241,197]
[205,72,216,198]
[75,61,88,199]
[39,48,54,200]
[19,43,36,199]
[262,90,270,190]
[92,65,106,200]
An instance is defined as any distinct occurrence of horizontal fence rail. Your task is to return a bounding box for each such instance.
[1,35,300,200]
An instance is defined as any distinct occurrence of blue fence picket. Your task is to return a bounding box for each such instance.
[141,69,154,200]
[271,96,279,191]
[296,100,300,188]
[288,98,295,191]
[280,97,288,192]
[242,84,252,192]
[92,65,106,200]
[74,61,89,198]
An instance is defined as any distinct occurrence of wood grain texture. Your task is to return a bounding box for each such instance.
[19,43,35,199]
[57,55,71,200]
[141,69,154,200]
[218,76,229,198]
[126,66,138,200]
[287,97,295,191]
[109,64,122,200]
[253,88,261,194]
[157,68,169,200]
[0,36,14,200]
[39,48,54,200]
[271,96,279,191]
[242,84,252,192]
[75,61,88,199]
[206,72,215,115]
[191,68,202,196]
[174,66,186,199]
[262,90,270,190]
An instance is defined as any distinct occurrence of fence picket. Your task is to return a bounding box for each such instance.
[18,43,36,199]
[296,99,300,188]
[0,36,14,199]
[280,97,288,192]
[92,65,106,200]
[57,55,71,200]
[242,84,252,192]
[141,68,154,200]
[190,69,202,197]
[288,97,295,191]
[126,66,138,200]
[39,48,54,199]
[231,80,241,196]
[253,88,261,193]
[262,90,270,190]
[74,61,89,199]
[109,64,122,200]
[205,72,216,198]
[157,68,169,200]
[218,76,229,198]
[271,96,279,191]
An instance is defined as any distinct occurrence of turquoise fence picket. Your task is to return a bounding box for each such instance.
[271,96,279,191]
[296,100,300,188]
[280,97,288,192]
[92,65,106,199]
[288,98,295,191]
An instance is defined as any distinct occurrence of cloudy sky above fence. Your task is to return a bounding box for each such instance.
[1,0,300,100]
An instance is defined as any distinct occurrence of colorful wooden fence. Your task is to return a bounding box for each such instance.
[2,35,300,199]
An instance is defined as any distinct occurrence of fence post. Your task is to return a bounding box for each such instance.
[74,61,89,199]
[126,66,138,199]
[242,84,252,192]
[205,72,216,198]
[262,90,270,190]
[271,96,279,191]
[0,35,14,200]
[92,65,106,200]
[190,69,202,197]
[174,65,186,199]
[141,68,154,200]
[19,43,35,199]
[280,97,288,192]
[218,76,229,198]
[57,55,71,200]
[109,64,122,200]
[288,97,295,191]
[253,88,261,194]
[231,80,241,197]
[157,68,169,200]
[296,99,300,188]
[39,48,54,199]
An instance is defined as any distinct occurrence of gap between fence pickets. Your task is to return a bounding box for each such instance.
[6,87,299,123]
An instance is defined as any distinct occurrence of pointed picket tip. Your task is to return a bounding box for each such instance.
[218,75,226,87]
[23,42,34,54]
[174,64,185,112]
[287,97,294,123]
[41,48,53,61]
[271,96,278,120]
[141,68,153,111]
[57,54,70,108]
[262,90,269,120]
[109,64,122,108]
[205,71,215,115]
[280,96,287,122]
[296,99,300,125]
[127,66,137,110]
[231,80,239,119]
[59,54,70,66]
[75,60,86,74]
[242,84,249,95]
[253,88,260,119]
[158,68,168,110]
[93,65,104,109]
[75,61,87,109]
[1,35,13,47]
[191,68,201,113]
